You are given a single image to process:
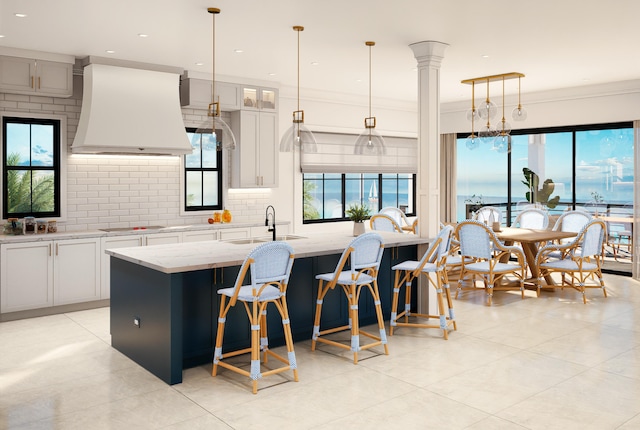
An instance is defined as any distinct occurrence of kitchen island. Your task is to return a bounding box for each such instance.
[107,231,428,384]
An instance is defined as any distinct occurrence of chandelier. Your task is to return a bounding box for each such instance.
[462,72,525,152]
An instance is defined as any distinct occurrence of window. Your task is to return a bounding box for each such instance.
[184,128,223,211]
[303,173,416,223]
[2,116,61,218]
[456,122,633,224]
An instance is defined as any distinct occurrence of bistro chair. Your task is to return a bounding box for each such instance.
[606,204,633,261]
[535,219,607,303]
[455,220,526,306]
[390,225,456,339]
[380,206,418,234]
[473,206,502,225]
[311,232,388,364]
[514,207,549,230]
[370,213,404,233]
[212,241,298,394]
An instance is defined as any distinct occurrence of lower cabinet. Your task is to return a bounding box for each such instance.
[101,235,143,300]
[1,237,101,313]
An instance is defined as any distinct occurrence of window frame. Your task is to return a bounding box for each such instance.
[1,114,64,219]
[302,172,417,224]
[183,127,224,213]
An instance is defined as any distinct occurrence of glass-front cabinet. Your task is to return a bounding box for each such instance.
[242,86,277,111]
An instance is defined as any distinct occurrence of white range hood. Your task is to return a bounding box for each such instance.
[71,57,192,155]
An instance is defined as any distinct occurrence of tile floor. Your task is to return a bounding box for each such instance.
[1,274,639,429]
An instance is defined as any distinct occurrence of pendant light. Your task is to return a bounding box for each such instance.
[512,75,527,121]
[279,26,317,153]
[494,76,511,153]
[193,7,236,151]
[464,81,480,150]
[354,41,385,155]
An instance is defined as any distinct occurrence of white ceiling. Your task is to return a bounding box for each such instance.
[1,0,639,104]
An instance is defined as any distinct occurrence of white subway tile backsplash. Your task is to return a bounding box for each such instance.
[2,91,275,231]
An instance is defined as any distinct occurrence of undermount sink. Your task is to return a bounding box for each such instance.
[224,235,307,245]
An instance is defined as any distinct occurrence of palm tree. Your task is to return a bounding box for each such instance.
[6,152,54,213]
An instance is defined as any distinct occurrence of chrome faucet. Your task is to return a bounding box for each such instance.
[265,205,276,241]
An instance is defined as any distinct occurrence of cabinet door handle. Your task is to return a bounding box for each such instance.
[49,243,52,256]
[38,76,41,89]
[31,76,34,88]
[55,243,59,256]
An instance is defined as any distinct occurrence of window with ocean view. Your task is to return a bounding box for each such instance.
[456,122,634,225]
[303,173,415,222]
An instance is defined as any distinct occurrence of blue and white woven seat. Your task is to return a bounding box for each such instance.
[370,213,404,233]
[390,224,457,339]
[311,232,388,364]
[547,210,592,259]
[514,207,549,230]
[212,241,298,394]
[535,219,607,303]
[455,220,527,306]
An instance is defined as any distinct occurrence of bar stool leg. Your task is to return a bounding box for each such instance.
[311,280,327,352]
[371,279,389,355]
[250,300,262,395]
[260,308,269,363]
[347,284,360,364]
[279,297,299,382]
[390,270,402,335]
[442,271,457,331]
[212,295,228,377]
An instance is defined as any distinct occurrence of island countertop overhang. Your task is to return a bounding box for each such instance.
[106,231,430,274]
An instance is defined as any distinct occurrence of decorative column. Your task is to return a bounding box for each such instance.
[410,41,448,315]
[410,41,448,240]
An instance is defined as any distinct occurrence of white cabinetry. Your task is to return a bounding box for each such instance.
[1,237,100,313]
[0,56,73,97]
[241,86,277,111]
[183,229,218,242]
[231,110,278,188]
[219,227,250,240]
[54,238,101,306]
[144,231,182,246]
[100,235,142,299]
[180,78,241,111]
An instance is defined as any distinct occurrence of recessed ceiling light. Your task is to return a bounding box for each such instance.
[14,13,27,18]
[481,54,489,58]
[310,62,319,66]
[355,79,362,83]
[105,50,115,54]
[268,73,276,76]
[138,33,149,38]
[195,62,204,66]
[0,35,5,38]
[233,49,243,54]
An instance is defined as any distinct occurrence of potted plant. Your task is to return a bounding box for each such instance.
[346,203,371,236]
[522,168,560,209]
[464,194,485,219]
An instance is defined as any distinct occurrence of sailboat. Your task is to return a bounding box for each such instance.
[368,182,378,205]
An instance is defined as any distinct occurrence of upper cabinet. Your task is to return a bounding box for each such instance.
[230,110,278,188]
[242,86,277,111]
[180,77,241,111]
[0,56,73,97]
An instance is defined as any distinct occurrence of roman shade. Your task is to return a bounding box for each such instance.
[300,132,417,173]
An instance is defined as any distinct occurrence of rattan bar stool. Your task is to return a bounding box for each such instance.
[212,241,298,394]
[311,232,388,364]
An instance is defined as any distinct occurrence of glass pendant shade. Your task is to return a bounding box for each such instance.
[478,100,497,120]
[465,134,480,150]
[354,127,386,155]
[512,106,528,121]
[493,134,511,153]
[193,114,236,151]
[497,119,512,135]
[466,108,480,122]
[279,121,318,153]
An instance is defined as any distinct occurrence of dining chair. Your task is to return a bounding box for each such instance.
[606,205,633,261]
[379,206,418,234]
[390,225,456,339]
[370,213,404,233]
[514,207,549,229]
[454,220,526,306]
[212,241,298,394]
[311,232,388,363]
[473,206,502,225]
[535,219,607,303]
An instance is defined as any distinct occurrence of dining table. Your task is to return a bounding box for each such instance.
[495,227,577,285]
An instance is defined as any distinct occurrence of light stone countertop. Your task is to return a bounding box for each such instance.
[106,231,430,274]
[0,221,289,244]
